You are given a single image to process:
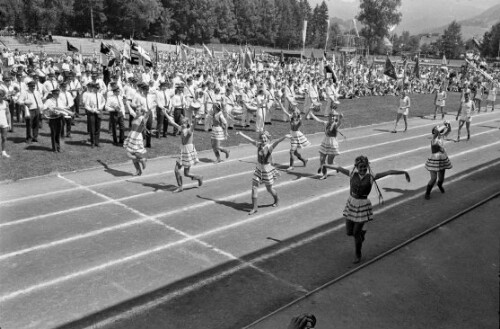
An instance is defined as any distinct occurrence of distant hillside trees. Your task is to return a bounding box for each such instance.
[0,0,341,49]
[480,22,500,58]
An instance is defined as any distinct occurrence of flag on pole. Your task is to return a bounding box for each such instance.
[100,42,114,66]
[325,64,336,83]
[383,37,393,48]
[67,41,79,52]
[353,19,359,38]
[413,57,420,78]
[440,54,448,71]
[203,43,213,59]
[180,44,188,61]
[122,40,131,60]
[130,41,152,67]
[384,56,397,80]
[325,19,330,49]
[302,20,308,47]
[244,46,253,70]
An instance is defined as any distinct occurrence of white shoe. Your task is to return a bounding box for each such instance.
[2,151,10,158]
[194,158,200,164]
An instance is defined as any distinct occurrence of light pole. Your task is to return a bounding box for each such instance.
[90,0,95,43]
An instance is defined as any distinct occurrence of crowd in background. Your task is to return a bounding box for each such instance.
[0,46,498,158]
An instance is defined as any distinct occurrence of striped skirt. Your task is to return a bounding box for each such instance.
[343,196,373,223]
[252,163,279,186]
[319,136,340,155]
[123,131,146,155]
[425,152,452,171]
[290,130,311,150]
[178,143,197,167]
[211,126,226,141]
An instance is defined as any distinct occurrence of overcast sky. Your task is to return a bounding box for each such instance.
[310,0,499,34]
[312,0,499,20]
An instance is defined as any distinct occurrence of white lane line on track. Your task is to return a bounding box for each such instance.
[0,126,390,206]
[0,127,498,259]
[58,175,309,296]
[1,138,499,303]
[1,122,497,230]
[3,113,493,206]
[57,158,500,329]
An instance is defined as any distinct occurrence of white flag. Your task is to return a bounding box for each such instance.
[353,19,359,38]
[325,19,330,47]
[302,20,308,46]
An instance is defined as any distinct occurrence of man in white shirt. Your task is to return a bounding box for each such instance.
[84,82,106,148]
[132,83,157,147]
[43,72,58,100]
[156,81,171,137]
[43,88,64,152]
[105,84,125,145]
[58,82,75,138]
[17,80,44,143]
[67,71,82,117]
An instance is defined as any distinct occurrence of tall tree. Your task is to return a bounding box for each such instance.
[326,20,341,51]
[356,0,402,53]
[105,0,162,39]
[311,1,328,48]
[23,0,74,33]
[254,0,278,46]
[72,0,106,35]
[480,22,500,58]
[0,0,26,32]
[438,21,464,59]
[213,0,238,43]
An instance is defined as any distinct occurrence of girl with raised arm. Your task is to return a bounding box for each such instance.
[308,106,343,180]
[165,114,203,193]
[236,130,290,215]
[322,156,410,264]
[123,107,150,176]
[210,103,230,163]
[278,101,310,170]
[424,124,452,200]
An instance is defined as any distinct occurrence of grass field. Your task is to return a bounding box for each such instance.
[0,92,462,181]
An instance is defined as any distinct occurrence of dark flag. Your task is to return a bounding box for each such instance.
[67,41,79,52]
[100,42,114,66]
[325,64,336,83]
[384,56,397,80]
[472,37,482,51]
[310,51,315,61]
[413,56,420,78]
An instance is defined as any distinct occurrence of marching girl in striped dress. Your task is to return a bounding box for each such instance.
[211,103,230,163]
[236,130,291,215]
[322,156,410,263]
[308,108,344,180]
[123,108,150,176]
[164,114,203,193]
[424,124,452,200]
[277,101,310,170]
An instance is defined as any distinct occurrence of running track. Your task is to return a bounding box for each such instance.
[1,111,499,329]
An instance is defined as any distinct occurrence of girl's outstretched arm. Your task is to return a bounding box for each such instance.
[322,164,350,177]
[165,113,181,131]
[374,170,410,182]
[236,131,258,147]
[308,111,326,124]
[270,134,291,150]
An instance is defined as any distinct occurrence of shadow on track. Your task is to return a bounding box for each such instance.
[97,160,133,177]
